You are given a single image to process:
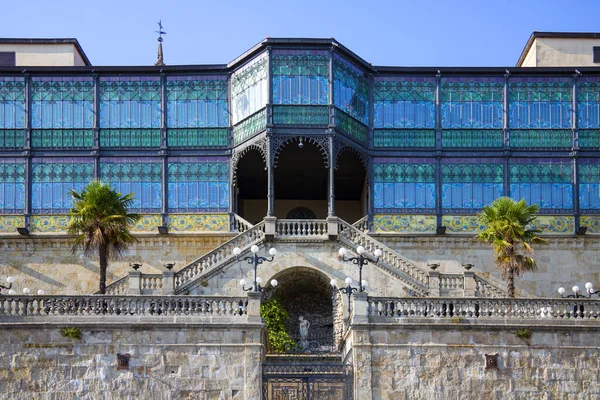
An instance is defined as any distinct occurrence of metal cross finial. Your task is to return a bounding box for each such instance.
[156,20,166,42]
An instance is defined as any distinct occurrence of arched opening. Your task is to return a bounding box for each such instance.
[268,267,342,353]
[274,141,328,219]
[236,150,267,224]
[335,150,367,223]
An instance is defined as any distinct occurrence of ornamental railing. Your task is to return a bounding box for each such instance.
[103,275,129,295]
[233,213,254,233]
[0,295,247,318]
[174,221,266,292]
[338,219,429,294]
[367,297,600,320]
[275,219,328,238]
[475,275,506,298]
[272,105,329,126]
[439,274,464,292]
[352,216,369,233]
[141,274,163,292]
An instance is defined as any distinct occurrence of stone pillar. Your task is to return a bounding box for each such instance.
[128,271,141,295]
[463,271,476,297]
[264,216,277,240]
[352,327,373,400]
[327,215,338,240]
[246,291,262,323]
[428,270,440,297]
[162,271,175,295]
[351,291,369,324]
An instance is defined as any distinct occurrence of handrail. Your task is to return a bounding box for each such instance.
[352,216,369,233]
[338,219,429,294]
[367,297,600,320]
[276,219,328,237]
[233,214,254,233]
[141,274,163,291]
[102,275,129,295]
[474,275,507,297]
[439,274,464,291]
[0,295,247,318]
[174,221,265,292]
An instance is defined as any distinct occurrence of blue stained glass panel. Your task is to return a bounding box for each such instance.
[578,77,600,129]
[99,77,161,128]
[578,160,600,211]
[232,54,268,124]
[166,76,228,128]
[510,183,573,210]
[100,158,162,212]
[442,183,503,209]
[167,158,229,212]
[374,182,436,209]
[31,77,94,129]
[509,78,572,129]
[333,54,368,125]
[0,159,25,213]
[0,77,25,129]
[272,50,329,105]
[441,78,503,129]
[31,159,94,214]
[510,159,573,211]
[374,77,435,129]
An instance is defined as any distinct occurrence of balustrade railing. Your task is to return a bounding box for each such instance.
[475,275,506,297]
[367,297,600,320]
[141,274,163,291]
[439,274,464,292]
[352,216,369,233]
[338,219,429,293]
[275,219,328,238]
[174,221,265,291]
[103,276,129,295]
[0,295,247,318]
[233,214,254,233]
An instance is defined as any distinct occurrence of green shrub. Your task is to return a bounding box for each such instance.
[60,327,82,340]
[260,299,295,353]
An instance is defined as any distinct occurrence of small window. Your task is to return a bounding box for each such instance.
[0,52,15,66]
[594,47,600,63]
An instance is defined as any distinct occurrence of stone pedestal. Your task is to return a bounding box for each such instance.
[351,292,369,324]
[463,271,476,297]
[246,291,262,323]
[428,270,440,297]
[327,216,339,240]
[162,271,175,295]
[264,216,277,240]
[128,271,141,295]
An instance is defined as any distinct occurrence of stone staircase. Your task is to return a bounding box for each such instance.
[104,215,508,298]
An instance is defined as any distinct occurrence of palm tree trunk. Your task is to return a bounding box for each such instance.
[507,267,515,298]
[99,244,108,295]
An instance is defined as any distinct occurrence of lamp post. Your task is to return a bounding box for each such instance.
[338,245,382,292]
[558,282,600,298]
[330,277,368,316]
[233,245,278,292]
[0,276,14,294]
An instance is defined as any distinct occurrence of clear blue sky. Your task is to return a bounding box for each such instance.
[2,0,600,67]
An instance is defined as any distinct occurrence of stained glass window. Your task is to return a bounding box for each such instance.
[441,78,503,129]
[272,50,328,105]
[0,77,25,129]
[578,77,600,129]
[373,158,436,213]
[99,76,161,128]
[509,78,572,129]
[31,77,94,129]
[167,157,229,212]
[0,159,25,213]
[374,77,435,129]
[510,159,573,212]
[167,76,228,128]
[231,54,268,125]
[31,158,94,214]
[333,54,368,125]
[100,158,162,212]
[441,160,504,212]
[578,159,600,212]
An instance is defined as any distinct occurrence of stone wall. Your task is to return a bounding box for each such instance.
[0,320,263,399]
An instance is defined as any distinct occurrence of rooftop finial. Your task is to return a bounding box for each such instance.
[155,20,166,66]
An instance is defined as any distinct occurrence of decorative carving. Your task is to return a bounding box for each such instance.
[333,137,369,170]
[272,135,330,168]
[231,135,268,185]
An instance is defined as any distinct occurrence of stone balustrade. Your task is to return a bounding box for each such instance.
[0,295,249,319]
[367,297,600,320]
[275,219,328,237]
[232,213,254,233]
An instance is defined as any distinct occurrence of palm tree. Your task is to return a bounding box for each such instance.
[67,180,141,294]
[476,197,547,297]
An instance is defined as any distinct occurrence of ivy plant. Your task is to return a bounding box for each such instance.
[260,299,296,353]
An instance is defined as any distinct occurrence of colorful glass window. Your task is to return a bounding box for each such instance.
[441,161,504,212]
[272,50,329,105]
[166,76,228,128]
[510,159,573,212]
[99,76,161,128]
[100,158,162,212]
[0,159,25,214]
[373,159,436,213]
[231,54,268,125]
[31,77,94,129]
[579,159,600,212]
[441,78,503,129]
[31,158,94,214]
[374,77,435,129]
[578,77,600,129]
[509,78,572,129]
[0,77,25,129]
[333,54,368,125]
[167,157,229,212]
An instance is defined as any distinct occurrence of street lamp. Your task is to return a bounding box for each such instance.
[339,245,382,293]
[558,282,600,298]
[0,276,14,294]
[330,277,368,315]
[233,245,278,292]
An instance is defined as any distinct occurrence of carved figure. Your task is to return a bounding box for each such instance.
[299,315,310,339]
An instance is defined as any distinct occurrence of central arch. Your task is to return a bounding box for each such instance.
[267,267,343,352]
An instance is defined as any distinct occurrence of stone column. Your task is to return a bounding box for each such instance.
[162,271,175,295]
[244,291,264,398]
[463,271,476,297]
[128,271,141,295]
[246,291,262,323]
[428,270,440,297]
[350,292,372,399]
[351,292,369,324]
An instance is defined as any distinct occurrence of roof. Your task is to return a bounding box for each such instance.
[0,38,91,66]
[516,31,600,67]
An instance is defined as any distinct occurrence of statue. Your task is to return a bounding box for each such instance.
[299,315,310,339]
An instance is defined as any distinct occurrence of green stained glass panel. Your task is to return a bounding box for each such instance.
[167,128,228,147]
[374,129,435,148]
[441,130,503,148]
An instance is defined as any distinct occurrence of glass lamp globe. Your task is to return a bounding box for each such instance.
[256,277,263,284]
[8,289,15,295]
[356,246,365,255]
[573,285,580,293]
[361,280,368,289]
[240,279,247,287]
[330,278,338,288]
[374,249,382,257]
[233,247,242,256]
[268,248,277,256]
[344,277,353,286]
[6,276,14,284]
[251,245,259,253]
[37,290,45,295]
[270,279,278,287]
[585,282,594,291]
[558,287,565,295]
[338,248,347,257]
[23,288,30,295]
